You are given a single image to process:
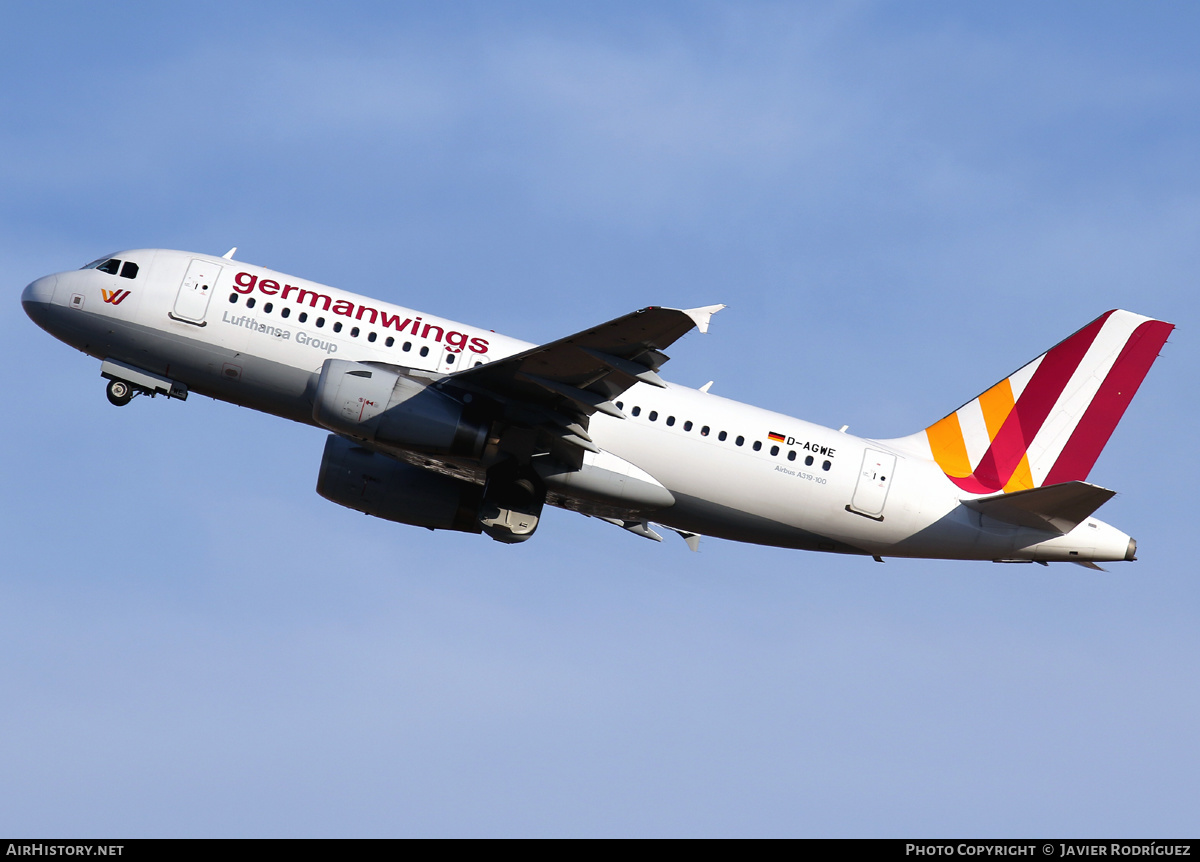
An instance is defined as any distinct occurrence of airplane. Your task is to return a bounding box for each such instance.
[21,247,1174,566]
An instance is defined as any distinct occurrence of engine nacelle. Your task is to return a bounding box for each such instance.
[316,434,482,533]
[313,359,486,457]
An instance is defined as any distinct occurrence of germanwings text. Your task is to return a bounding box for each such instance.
[233,271,489,353]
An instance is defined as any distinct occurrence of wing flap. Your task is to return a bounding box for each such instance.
[963,481,1116,534]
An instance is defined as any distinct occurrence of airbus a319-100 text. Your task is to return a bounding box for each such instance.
[21,248,1174,566]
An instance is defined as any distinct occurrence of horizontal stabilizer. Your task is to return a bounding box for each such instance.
[964,481,1116,534]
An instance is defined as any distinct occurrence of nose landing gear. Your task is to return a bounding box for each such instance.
[105,378,135,407]
[99,359,188,406]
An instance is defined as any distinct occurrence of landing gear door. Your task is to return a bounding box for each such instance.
[172,259,223,325]
[849,449,896,520]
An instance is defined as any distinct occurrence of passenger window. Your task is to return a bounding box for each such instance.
[120,261,139,279]
[333,322,343,333]
[648,411,658,422]
[420,346,429,357]
[616,401,624,410]
[229,293,238,304]
[717,430,726,441]
[281,307,290,318]
[350,327,359,337]
[299,312,308,323]
[632,406,641,417]
[788,451,796,461]
[446,354,455,364]
[385,336,394,347]
[753,441,762,451]
[770,445,779,456]
[97,259,121,275]
[264,302,273,314]
[805,455,814,466]
[684,421,693,432]
[403,342,411,352]
[822,460,831,471]
[316,317,325,327]
[368,332,377,342]
[666,416,675,427]
[246,297,256,309]
[736,436,744,446]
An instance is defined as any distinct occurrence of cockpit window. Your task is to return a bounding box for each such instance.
[82,257,139,279]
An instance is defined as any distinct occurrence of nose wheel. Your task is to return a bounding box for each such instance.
[106,378,135,407]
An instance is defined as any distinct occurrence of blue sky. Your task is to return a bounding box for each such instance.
[2,1,1197,837]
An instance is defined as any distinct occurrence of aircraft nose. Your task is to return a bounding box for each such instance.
[22,274,57,306]
[21,274,57,325]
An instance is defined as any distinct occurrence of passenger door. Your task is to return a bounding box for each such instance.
[171,259,223,325]
[849,449,896,520]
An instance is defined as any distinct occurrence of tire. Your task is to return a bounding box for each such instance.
[106,379,134,407]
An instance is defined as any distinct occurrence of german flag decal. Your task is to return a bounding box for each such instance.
[767,431,786,443]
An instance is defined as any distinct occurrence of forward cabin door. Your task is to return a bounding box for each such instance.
[171,259,223,325]
[849,449,896,520]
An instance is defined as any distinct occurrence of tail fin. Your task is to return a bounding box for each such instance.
[920,310,1173,495]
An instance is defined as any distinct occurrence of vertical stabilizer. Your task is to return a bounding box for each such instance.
[919,310,1173,494]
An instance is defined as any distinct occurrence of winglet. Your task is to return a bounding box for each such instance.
[683,304,725,334]
[222,247,238,260]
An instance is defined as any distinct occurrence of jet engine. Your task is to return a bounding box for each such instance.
[316,434,547,544]
[316,434,483,533]
[312,359,487,458]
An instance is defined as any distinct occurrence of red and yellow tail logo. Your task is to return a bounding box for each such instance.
[101,289,130,305]
[924,310,1173,494]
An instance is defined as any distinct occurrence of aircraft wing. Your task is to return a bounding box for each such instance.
[444,304,724,428]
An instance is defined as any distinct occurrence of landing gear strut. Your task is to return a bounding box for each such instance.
[106,378,135,407]
[479,461,546,544]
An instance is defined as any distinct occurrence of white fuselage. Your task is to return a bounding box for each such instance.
[21,249,1137,563]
